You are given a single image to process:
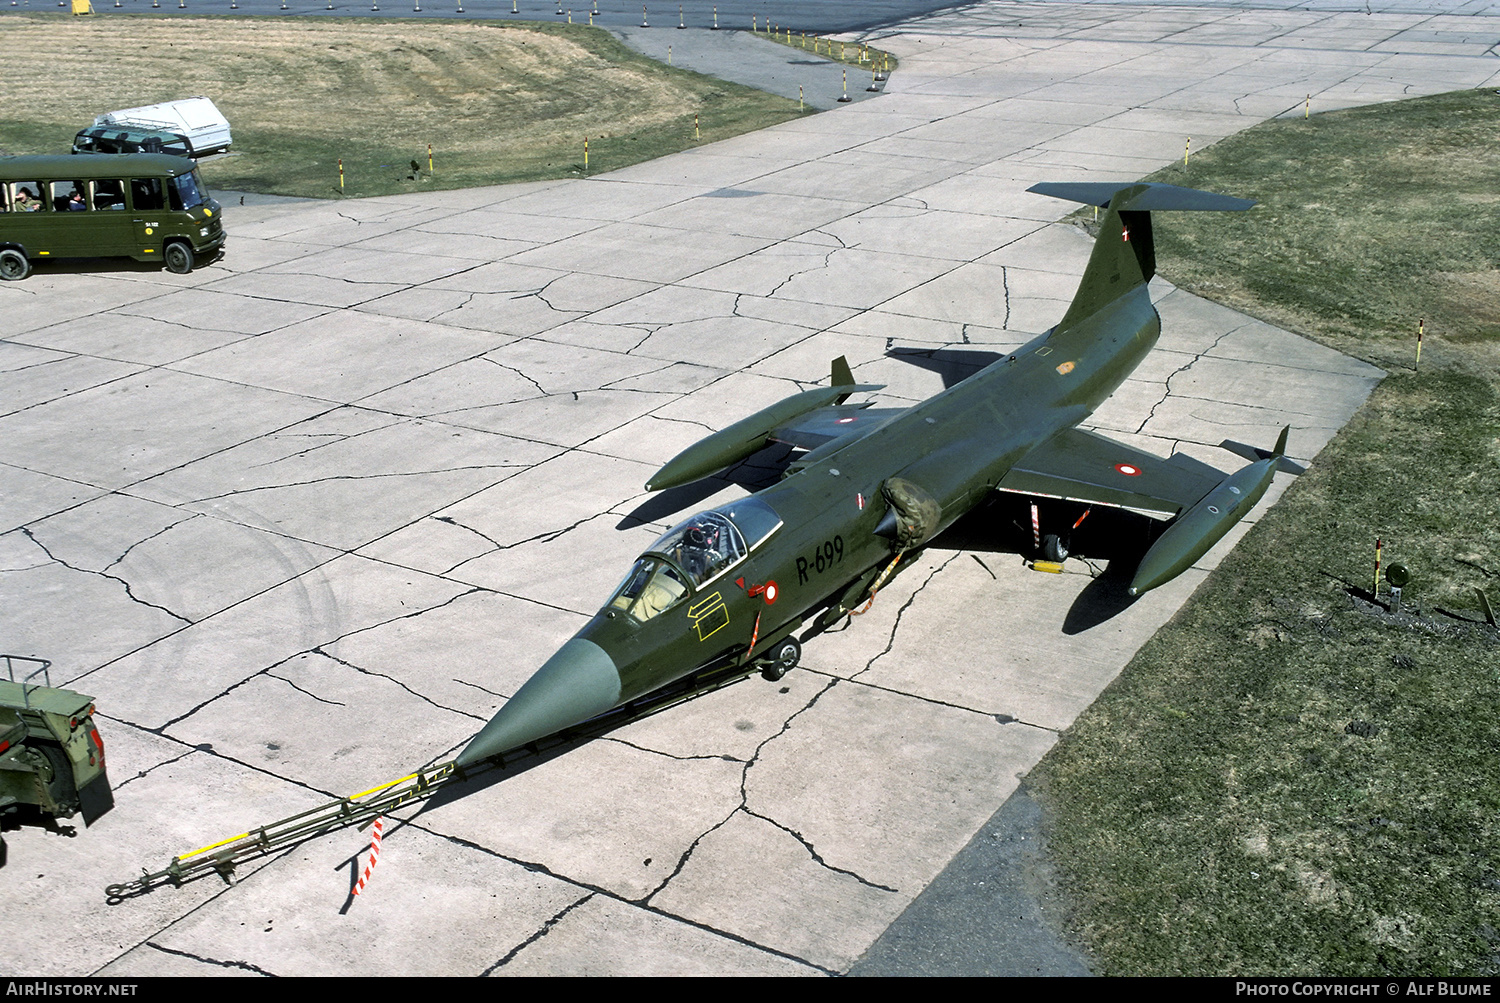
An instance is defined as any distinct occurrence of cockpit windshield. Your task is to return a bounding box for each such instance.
[607,558,689,623]
[603,498,784,623]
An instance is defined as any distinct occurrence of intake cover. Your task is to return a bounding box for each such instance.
[880,477,941,549]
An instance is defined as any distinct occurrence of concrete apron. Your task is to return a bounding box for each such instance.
[1,1,1496,977]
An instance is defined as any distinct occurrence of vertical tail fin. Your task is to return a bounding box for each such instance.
[1027,182,1255,329]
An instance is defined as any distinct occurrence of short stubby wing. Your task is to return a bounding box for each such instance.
[997,427,1225,519]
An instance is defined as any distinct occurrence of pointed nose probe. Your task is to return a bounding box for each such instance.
[455,639,623,768]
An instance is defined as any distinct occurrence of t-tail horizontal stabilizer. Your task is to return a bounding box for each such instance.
[645,357,883,492]
[1128,425,1300,597]
[1028,181,1255,329]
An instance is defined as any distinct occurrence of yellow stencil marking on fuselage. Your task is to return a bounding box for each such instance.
[1056,360,1076,375]
[688,592,729,641]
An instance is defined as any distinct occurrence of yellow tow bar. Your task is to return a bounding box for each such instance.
[105,761,459,901]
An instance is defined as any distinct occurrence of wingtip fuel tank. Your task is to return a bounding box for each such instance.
[1127,426,1301,596]
[644,356,883,492]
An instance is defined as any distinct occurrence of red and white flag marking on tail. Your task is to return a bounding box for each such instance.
[353,816,384,897]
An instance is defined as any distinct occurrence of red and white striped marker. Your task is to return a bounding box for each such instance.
[352,816,384,897]
[1030,502,1041,551]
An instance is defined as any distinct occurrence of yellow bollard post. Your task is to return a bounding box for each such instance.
[584,137,589,171]
[1305,93,1310,119]
[695,113,700,140]
[799,84,803,110]
[677,3,684,28]
[668,44,672,64]
[428,144,433,174]
[712,5,717,30]
[752,14,756,30]
[567,8,571,22]
[641,4,648,26]
[338,159,344,190]
[1416,319,1424,368]
[838,68,851,102]
[1374,537,1382,598]
[1184,137,1191,166]
[589,9,592,23]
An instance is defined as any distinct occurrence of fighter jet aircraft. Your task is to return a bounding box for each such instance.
[454,181,1305,770]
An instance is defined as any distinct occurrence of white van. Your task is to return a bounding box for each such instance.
[93,97,232,157]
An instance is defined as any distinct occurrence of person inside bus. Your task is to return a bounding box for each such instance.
[65,188,87,211]
[93,180,125,210]
[13,186,40,211]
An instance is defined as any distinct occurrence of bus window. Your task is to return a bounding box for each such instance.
[50,181,88,212]
[92,180,126,211]
[168,171,207,211]
[130,178,165,212]
[6,183,44,212]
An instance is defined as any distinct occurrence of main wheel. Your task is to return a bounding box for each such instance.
[164,241,194,274]
[1042,533,1069,562]
[760,637,801,681]
[33,742,79,818]
[0,248,31,281]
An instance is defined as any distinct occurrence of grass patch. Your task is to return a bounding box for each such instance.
[0,14,805,198]
[1032,89,1500,975]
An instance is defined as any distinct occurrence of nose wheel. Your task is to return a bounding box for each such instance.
[760,637,801,681]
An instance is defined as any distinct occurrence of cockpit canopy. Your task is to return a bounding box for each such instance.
[606,497,782,623]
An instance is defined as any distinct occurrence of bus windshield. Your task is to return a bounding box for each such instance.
[169,170,208,211]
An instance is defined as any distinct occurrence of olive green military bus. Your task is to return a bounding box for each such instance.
[0,153,224,280]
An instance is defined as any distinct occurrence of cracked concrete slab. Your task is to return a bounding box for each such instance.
[4,0,1491,977]
[493,892,820,976]
[417,737,747,901]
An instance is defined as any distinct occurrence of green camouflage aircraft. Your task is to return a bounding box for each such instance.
[454,181,1305,770]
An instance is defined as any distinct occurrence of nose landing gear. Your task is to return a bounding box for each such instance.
[760,637,801,681]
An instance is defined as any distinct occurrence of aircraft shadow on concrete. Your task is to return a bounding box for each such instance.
[885,346,1005,389]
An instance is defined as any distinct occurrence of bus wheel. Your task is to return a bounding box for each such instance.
[164,241,195,275]
[0,248,30,281]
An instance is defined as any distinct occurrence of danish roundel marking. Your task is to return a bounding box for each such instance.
[1115,463,1142,476]
[763,581,779,604]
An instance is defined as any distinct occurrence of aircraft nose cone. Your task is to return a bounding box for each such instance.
[455,638,622,769]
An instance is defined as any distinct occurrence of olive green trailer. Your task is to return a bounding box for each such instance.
[0,656,113,868]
